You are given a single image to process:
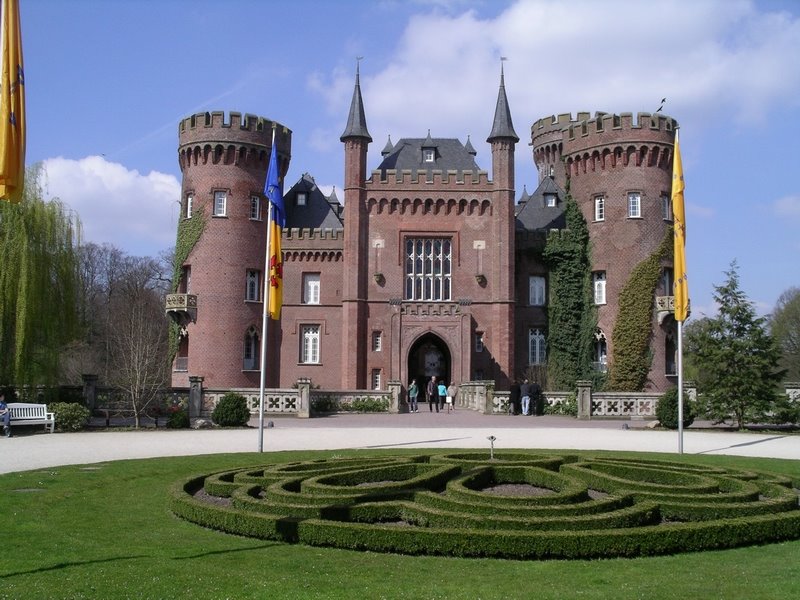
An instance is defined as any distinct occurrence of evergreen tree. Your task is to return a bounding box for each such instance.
[0,168,81,389]
[769,287,800,381]
[542,194,595,389]
[686,261,785,429]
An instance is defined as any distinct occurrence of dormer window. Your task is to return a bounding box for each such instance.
[423,149,435,163]
[544,193,557,208]
[297,192,307,206]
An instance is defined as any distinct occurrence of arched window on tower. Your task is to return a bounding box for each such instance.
[243,326,259,371]
[528,328,546,365]
[593,330,608,373]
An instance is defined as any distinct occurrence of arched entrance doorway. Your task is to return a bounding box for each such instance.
[407,333,451,400]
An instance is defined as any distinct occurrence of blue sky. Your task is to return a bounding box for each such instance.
[18,0,800,317]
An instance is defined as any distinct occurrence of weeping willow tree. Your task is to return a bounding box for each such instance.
[0,167,81,389]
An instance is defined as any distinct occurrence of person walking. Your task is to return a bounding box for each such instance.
[437,380,448,413]
[446,382,458,414]
[427,376,439,412]
[509,379,521,415]
[520,378,532,416]
[408,379,419,413]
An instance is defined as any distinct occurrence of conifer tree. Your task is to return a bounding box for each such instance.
[686,261,785,429]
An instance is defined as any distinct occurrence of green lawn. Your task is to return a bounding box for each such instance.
[2,449,799,600]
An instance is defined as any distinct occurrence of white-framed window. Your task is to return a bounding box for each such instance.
[243,326,259,371]
[300,325,320,364]
[250,195,261,220]
[528,328,546,365]
[593,271,607,305]
[371,369,382,390]
[246,270,260,302]
[213,191,227,217]
[296,192,307,206]
[423,149,435,163]
[661,193,671,221]
[404,238,452,301]
[302,273,320,304]
[544,193,557,207]
[185,194,193,219]
[627,192,641,218]
[594,195,605,221]
[529,275,546,306]
[372,331,382,352]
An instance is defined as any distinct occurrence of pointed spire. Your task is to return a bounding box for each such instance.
[423,129,435,147]
[487,61,519,143]
[340,60,372,142]
[464,135,477,156]
[381,135,394,157]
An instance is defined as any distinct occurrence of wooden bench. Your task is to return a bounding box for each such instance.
[7,403,56,433]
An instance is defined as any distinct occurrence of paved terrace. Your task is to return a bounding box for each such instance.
[2,410,798,474]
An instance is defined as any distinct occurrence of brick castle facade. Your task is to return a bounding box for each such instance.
[168,67,679,394]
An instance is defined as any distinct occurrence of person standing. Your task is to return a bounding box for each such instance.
[509,379,521,415]
[437,380,448,413]
[0,392,11,438]
[427,376,438,412]
[408,379,419,413]
[530,379,543,416]
[520,378,532,416]
[446,382,458,414]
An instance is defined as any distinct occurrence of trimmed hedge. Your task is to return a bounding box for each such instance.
[169,453,800,560]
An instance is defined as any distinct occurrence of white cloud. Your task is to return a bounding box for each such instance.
[41,156,180,257]
[773,194,800,220]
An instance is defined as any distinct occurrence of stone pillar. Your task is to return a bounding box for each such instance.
[297,378,311,418]
[188,376,204,418]
[576,380,592,420]
[388,380,402,414]
[478,380,496,415]
[81,374,98,409]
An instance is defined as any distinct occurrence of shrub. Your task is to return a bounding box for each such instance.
[167,407,190,429]
[544,393,578,417]
[211,393,250,427]
[50,402,91,432]
[656,387,696,429]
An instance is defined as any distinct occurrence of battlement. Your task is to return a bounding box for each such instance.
[178,110,292,148]
[283,227,344,240]
[365,168,492,187]
[532,111,678,147]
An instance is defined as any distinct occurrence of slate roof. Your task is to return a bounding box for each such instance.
[340,64,372,142]
[487,65,519,142]
[515,176,566,231]
[283,173,344,229]
[375,136,482,176]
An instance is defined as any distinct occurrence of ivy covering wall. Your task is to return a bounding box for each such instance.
[606,229,672,391]
[542,193,596,390]
[168,208,206,360]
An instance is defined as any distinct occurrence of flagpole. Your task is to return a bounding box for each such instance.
[258,127,277,453]
[677,320,684,454]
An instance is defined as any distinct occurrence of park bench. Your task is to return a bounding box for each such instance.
[7,403,56,433]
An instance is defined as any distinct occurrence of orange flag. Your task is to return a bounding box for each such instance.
[0,0,26,203]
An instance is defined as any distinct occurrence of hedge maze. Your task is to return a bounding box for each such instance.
[170,453,800,560]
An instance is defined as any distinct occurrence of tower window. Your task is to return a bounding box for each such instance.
[250,196,261,220]
[529,276,546,306]
[246,270,261,302]
[627,192,641,218]
[594,330,608,372]
[371,369,382,390]
[300,325,321,364]
[528,328,546,365]
[297,192,307,206]
[594,195,605,221]
[243,326,259,371]
[213,191,227,217]
[661,193,672,221]
[302,273,320,304]
[475,332,485,353]
[186,194,193,219]
[593,271,607,305]
[372,331,382,352]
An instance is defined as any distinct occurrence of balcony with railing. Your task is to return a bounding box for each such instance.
[165,293,197,327]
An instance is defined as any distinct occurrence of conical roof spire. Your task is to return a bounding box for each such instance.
[381,135,394,156]
[464,135,477,156]
[487,61,519,143]
[340,61,372,142]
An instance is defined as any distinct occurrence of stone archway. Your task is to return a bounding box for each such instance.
[407,333,452,397]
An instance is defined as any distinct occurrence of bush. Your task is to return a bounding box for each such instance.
[211,393,250,427]
[167,407,190,429]
[50,402,91,432]
[656,387,695,429]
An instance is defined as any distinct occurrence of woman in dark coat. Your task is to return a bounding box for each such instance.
[509,379,521,415]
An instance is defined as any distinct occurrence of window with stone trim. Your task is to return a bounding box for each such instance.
[213,191,227,217]
[594,195,605,221]
[627,192,641,218]
[243,326,259,371]
[245,270,260,302]
[529,275,546,306]
[404,238,452,301]
[371,369,381,390]
[186,194,193,219]
[300,325,320,364]
[372,331,382,352]
[250,195,261,220]
[302,273,320,304]
[661,193,672,221]
[528,328,546,365]
[593,271,607,305]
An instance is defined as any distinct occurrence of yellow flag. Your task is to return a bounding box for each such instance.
[672,131,689,321]
[0,0,26,204]
[265,141,284,320]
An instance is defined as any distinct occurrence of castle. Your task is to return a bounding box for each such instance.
[167,66,679,395]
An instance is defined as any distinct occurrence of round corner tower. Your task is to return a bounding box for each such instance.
[170,111,291,390]
[532,111,679,392]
